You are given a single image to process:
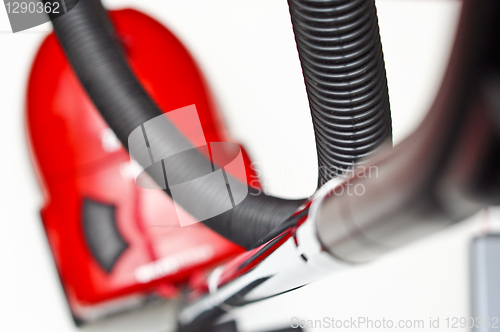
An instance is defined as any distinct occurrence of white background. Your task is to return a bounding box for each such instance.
[1,0,497,331]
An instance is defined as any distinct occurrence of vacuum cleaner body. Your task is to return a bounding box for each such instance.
[26,9,250,323]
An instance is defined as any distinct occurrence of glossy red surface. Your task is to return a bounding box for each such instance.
[26,9,251,320]
[188,203,311,299]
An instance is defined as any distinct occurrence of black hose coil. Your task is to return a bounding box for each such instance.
[46,0,392,248]
[288,0,393,186]
[47,0,304,249]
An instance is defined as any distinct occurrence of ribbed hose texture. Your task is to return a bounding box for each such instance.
[48,0,304,249]
[288,0,393,186]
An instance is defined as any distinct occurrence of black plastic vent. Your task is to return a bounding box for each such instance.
[82,198,128,273]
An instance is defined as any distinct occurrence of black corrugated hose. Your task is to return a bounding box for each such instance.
[45,0,391,248]
[288,0,393,186]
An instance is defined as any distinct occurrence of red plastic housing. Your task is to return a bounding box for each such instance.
[26,9,250,323]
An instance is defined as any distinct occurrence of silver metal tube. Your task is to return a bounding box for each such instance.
[316,0,500,263]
